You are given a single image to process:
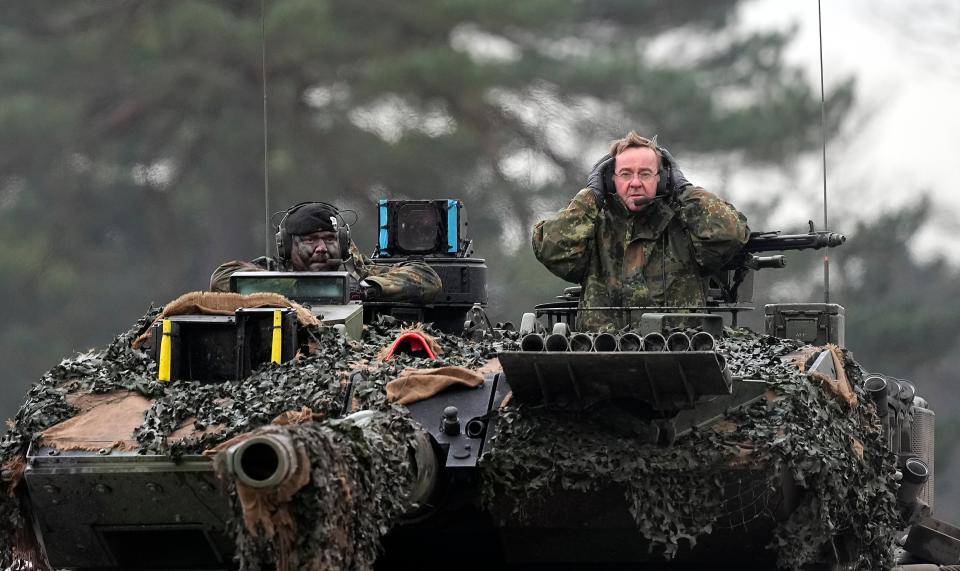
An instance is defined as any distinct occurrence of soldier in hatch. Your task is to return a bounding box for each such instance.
[210,201,442,303]
[532,132,749,330]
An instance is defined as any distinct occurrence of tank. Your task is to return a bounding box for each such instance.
[0,212,954,571]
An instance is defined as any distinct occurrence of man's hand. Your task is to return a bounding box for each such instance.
[586,154,615,209]
[360,280,382,301]
[658,146,691,194]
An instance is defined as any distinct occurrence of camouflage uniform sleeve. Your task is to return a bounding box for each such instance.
[209,257,274,292]
[675,186,750,271]
[353,244,442,304]
[532,189,600,283]
[345,242,369,275]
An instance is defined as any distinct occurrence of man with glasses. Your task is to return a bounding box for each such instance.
[533,131,749,330]
[210,202,441,303]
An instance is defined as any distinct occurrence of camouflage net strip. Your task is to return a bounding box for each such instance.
[479,328,899,571]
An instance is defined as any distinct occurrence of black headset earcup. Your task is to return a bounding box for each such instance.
[338,226,351,259]
[601,158,615,195]
[656,166,670,196]
[275,229,286,265]
[656,148,672,196]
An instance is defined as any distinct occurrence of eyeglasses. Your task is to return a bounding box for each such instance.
[614,170,659,183]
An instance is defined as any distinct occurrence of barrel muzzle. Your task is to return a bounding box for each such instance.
[822,232,846,248]
[227,433,299,489]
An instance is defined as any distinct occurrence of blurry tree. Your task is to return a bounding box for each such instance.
[0,0,852,416]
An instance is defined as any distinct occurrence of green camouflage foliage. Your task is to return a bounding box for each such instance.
[532,187,749,330]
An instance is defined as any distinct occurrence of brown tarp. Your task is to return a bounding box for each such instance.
[789,344,858,408]
[132,291,320,349]
[385,366,485,405]
[39,391,152,450]
[39,390,224,451]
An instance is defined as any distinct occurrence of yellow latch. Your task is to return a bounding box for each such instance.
[158,319,173,382]
[271,310,283,364]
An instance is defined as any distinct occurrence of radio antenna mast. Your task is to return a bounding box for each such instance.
[817,0,831,304]
[261,0,271,258]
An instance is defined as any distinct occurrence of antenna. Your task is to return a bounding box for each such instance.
[261,0,271,258]
[817,0,831,304]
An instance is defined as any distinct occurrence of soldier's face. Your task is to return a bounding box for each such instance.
[614,147,660,212]
[290,230,341,271]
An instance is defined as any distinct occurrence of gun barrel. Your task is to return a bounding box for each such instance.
[754,255,787,269]
[745,231,846,253]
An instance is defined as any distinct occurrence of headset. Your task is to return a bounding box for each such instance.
[275,201,352,267]
[655,146,676,197]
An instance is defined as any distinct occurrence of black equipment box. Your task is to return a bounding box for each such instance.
[764,303,845,346]
[419,257,487,305]
[148,307,297,382]
[370,255,486,305]
[366,256,487,333]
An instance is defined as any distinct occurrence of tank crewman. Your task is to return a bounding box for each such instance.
[210,202,442,303]
[532,131,749,331]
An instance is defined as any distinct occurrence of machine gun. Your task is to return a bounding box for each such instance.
[710,221,846,305]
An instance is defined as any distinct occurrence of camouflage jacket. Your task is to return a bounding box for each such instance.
[532,187,749,330]
[209,242,442,304]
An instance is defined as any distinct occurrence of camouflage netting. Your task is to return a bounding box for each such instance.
[479,327,900,570]
[0,307,509,569]
[0,305,900,571]
[214,411,420,571]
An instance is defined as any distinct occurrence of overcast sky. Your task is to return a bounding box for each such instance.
[699,0,960,261]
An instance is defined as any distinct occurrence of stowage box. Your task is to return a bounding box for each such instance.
[764,303,845,346]
[148,307,298,382]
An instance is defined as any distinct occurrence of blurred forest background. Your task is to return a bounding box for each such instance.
[2,1,959,520]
